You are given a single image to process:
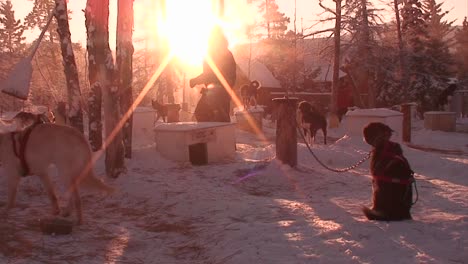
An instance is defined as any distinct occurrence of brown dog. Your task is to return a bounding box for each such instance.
[297,101,327,145]
[362,122,414,221]
[0,123,113,224]
[151,99,168,124]
[240,80,260,110]
[1,110,54,131]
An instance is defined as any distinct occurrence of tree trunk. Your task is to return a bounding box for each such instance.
[54,0,84,133]
[394,0,408,97]
[360,0,374,108]
[87,0,125,178]
[116,0,134,158]
[330,0,342,128]
[85,0,103,151]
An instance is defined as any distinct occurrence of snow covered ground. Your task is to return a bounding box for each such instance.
[0,114,467,263]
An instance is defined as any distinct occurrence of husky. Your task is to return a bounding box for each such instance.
[0,123,113,224]
[151,99,168,124]
[1,110,55,131]
[297,101,327,145]
[240,80,261,110]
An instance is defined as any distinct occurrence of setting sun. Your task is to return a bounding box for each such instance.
[157,0,220,65]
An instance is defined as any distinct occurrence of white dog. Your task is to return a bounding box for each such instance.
[0,123,113,224]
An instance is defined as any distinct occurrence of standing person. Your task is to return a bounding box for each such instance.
[189,26,236,122]
[362,122,415,221]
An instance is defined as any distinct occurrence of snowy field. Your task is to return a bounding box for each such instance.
[0,113,467,264]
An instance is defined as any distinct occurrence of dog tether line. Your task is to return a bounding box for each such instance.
[297,126,371,173]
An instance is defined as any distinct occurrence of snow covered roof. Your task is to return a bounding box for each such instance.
[309,64,347,82]
[235,57,282,89]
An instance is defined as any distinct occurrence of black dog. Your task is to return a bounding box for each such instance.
[297,101,327,145]
[437,83,457,110]
[240,80,260,110]
[362,122,414,221]
[151,99,168,124]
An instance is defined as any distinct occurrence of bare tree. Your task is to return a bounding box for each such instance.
[86,0,125,178]
[85,0,102,150]
[330,0,342,127]
[54,0,84,133]
[116,0,134,158]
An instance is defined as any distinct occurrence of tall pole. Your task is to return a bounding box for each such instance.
[293,0,297,95]
[330,0,342,128]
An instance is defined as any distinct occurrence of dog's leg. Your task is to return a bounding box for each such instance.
[37,173,60,215]
[154,113,160,125]
[72,188,83,225]
[5,169,21,211]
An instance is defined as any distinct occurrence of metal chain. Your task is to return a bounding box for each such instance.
[297,126,371,173]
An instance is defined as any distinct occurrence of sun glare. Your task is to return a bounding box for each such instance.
[158,0,218,66]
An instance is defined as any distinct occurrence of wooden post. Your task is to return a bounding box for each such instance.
[401,103,411,142]
[273,97,298,167]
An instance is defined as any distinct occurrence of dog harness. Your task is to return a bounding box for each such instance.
[11,122,42,176]
[372,142,414,185]
[372,175,414,185]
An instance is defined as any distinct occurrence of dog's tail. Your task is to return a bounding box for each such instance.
[81,172,116,195]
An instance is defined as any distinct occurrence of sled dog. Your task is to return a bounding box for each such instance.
[240,80,261,110]
[151,99,168,124]
[297,101,327,145]
[0,123,113,224]
[1,111,54,131]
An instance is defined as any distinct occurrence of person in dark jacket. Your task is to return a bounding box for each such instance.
[362,122,414,221]
[189,26,236,122]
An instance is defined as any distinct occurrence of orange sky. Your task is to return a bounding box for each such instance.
[12,0,468,48]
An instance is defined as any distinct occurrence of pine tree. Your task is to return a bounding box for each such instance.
[455,18,468,85]
[24,0,73,62]
[400,0,455,112]
[422,0,455,40]
[24,0,60,43]
[401,0,435,112]
[421,0,455,80]
[250,0,290,39]
[343,0,381,107]
[0,0,25,53]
